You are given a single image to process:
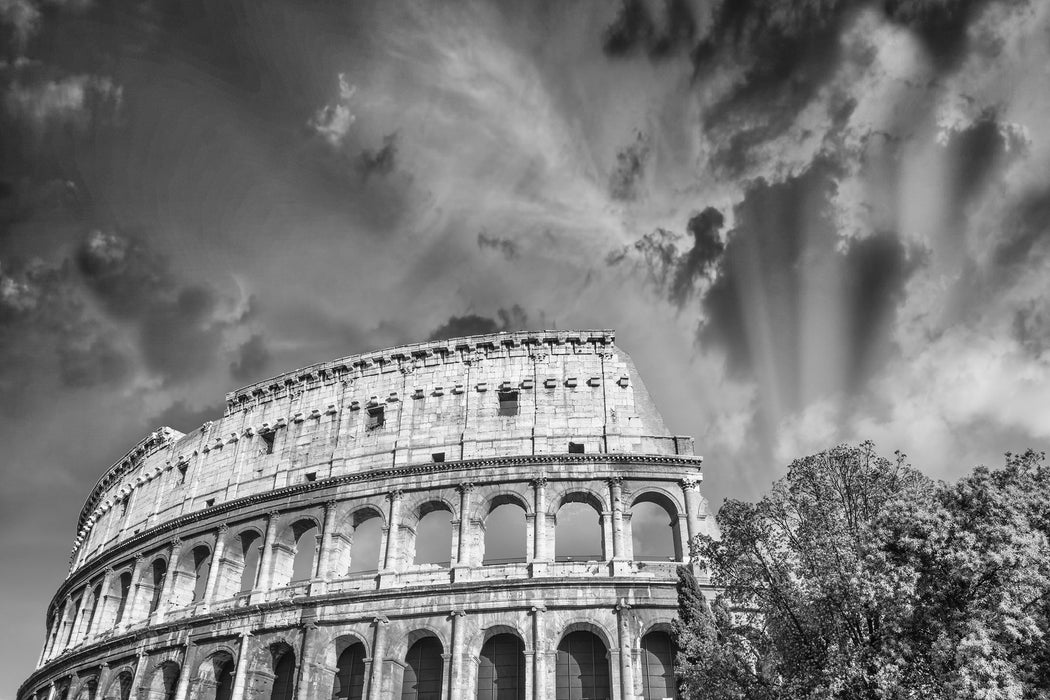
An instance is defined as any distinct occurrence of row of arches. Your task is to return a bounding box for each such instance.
[46,481,699,661]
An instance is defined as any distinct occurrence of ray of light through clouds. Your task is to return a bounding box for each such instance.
[1,0,1050,687]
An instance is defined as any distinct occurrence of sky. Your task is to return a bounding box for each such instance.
[2,0,1050,690]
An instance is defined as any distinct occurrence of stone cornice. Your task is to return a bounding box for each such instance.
[52,452,702,615]
[224,329,616,413]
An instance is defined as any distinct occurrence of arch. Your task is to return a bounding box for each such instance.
[331,641,367,700]
[148,661,180,700]
[147,557,168,616]
[554,494,604,562]
[170,544,212,607]
[82,580,104,638]
[411,503,453,567]
[269,642,297,700]
[476,633,525,700]
[401,636,444,700]
[630,492,682,562]
[214,528,263,599]
[71,676,98,700]
[548,488,606,517]
[472,491,531,522]
[482,502,527,565]
[195,650,236,700]
[555,631,610,700]
[342,507,384,576]
[640,630,677,700]
[101,670,133,700]
[111,570,133,624]
[271,518,321,588]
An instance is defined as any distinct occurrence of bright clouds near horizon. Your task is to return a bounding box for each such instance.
[2,0,1050,680]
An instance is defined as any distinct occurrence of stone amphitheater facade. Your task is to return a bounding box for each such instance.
[19,330,710,700]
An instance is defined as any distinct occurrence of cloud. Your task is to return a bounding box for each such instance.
[477,231,519,260]
[670,206,725,306]
[0,0,40,53]
[3,74,122,133]
[602,0,697,60]
[609,131,650,201]
[230,333,271,384]
[427,305,531,341]
[75,230,248,383]
[308,73,357,148]
[358,132,398,180]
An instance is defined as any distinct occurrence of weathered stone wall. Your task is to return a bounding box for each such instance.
[22,330,710,700]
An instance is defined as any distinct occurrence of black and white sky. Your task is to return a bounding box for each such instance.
[3,0,1050,687]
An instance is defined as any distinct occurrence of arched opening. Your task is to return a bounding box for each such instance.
[640,631,677,699]
[630,495,681,562]
[271,518,320,588]
[149,662,180,700]
[555,496,603,562]
[401,637,443,700]
[239,532,263,592]
[83,582,103,637]
[189,545,213,605]
[148,558,167,616]
[112,571,133,624]
[332,642,367,700]
[483,501,526,565]
[196,652,235,700]
[73,677,98,700]
[556,631,610,700]
[348,513,383,575]
[269,644,296,700]
[291,525,319,582]
[477,634,525,700]
[412,505,452,567]
[101,671,133,700]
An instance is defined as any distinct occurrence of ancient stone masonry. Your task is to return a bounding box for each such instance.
[21,329,712,700]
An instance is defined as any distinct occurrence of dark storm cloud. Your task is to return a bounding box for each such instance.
[358,132,399,181]
[602,0,697,60]
[700,162,921,398]
[670,207,724,306]
[75,230,239,382]
[0,257,130,400]
[609,132,650,201]
[428,305,530,342]
[477,231,519,260]
[230,333,271,383]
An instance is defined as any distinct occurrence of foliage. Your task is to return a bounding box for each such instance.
[674,443,1050,700]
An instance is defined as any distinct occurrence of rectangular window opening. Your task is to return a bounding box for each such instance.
[205,498,215,508]
[498,390,519,416]
[261,431,275,455]
[568,442,585,454]
[367,405,385,429]
[177,464,188,485]
[305,472,317,482]
[432,452,445,463]
[119,497,129,518]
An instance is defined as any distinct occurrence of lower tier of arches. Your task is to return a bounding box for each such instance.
[23,580,692,700]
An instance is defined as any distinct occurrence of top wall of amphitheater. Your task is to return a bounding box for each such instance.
[69,330,695,576]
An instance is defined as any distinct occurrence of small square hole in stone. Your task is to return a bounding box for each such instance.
[432,452,445,463]
[305,472,317,482]
[205,498,215,507]
[568,442,585,454]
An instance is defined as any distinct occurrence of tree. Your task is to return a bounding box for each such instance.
[675,444,1050,700]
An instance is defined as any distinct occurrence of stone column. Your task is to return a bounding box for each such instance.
[452,483,474,581]
[230,631,253,700]
[172,641,195,700]
[154,538,183,623]
[57,595,76,653]
[40,605,63,663]
[296,622,324,698]
[530,604,547,700]
[128,650,149,700]
[315,501,339,585]
[449,610,467,698]
[609,477,632,575]
[530,478,549,577]
[616,600,634,700]
[202,525,229,607]
[379,491,403,587]
[367,616,389,700]
[254,512,281,598]
[682,475,703,544]
[123,555,147,629]
[89,568,116,640]
[45,681,57,700]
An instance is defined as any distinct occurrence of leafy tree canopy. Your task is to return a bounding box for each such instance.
[675,442,1050,700]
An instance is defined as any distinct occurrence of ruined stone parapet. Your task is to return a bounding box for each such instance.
[22,331,710,700]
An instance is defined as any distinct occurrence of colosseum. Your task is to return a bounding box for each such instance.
[19,330,710,700]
